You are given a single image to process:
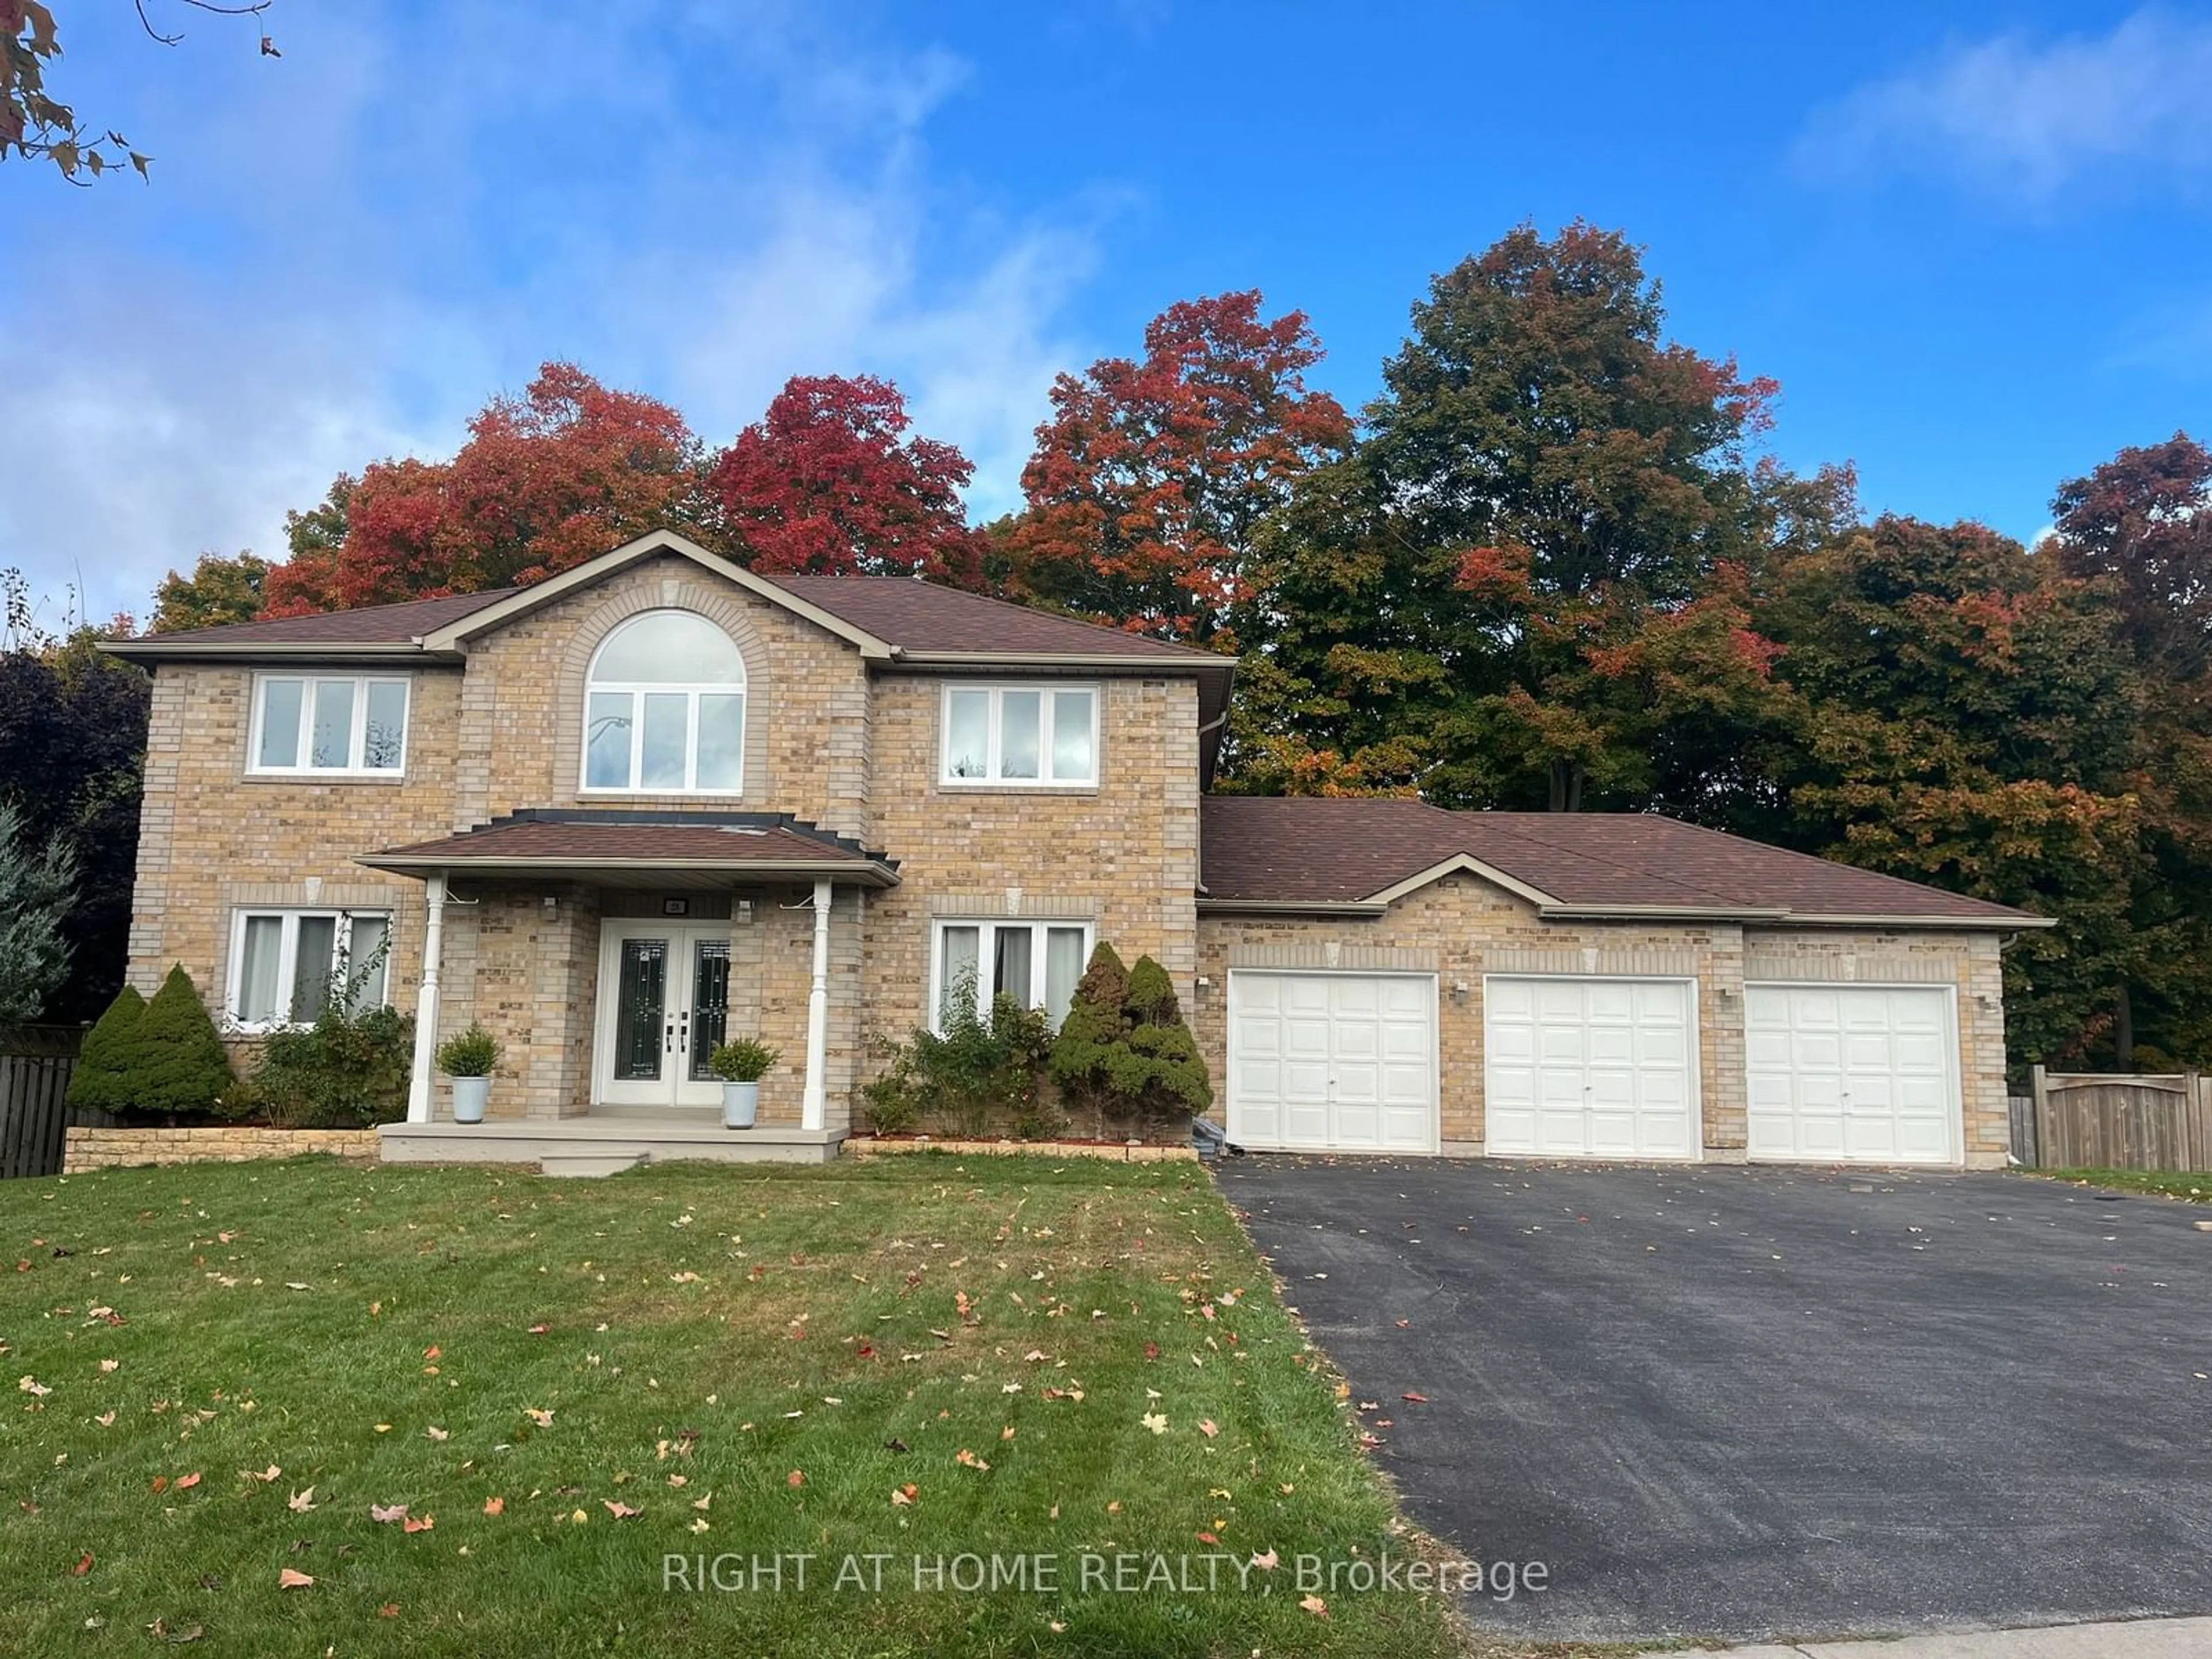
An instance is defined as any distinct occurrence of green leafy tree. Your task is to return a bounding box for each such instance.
[1752,514,2149,1069]
[0,797,76,1021]
[150,551,269,632]
[2044,435,2212,1066]
[63,983,143,1113]
[0,579,151,1018]
[1239,222,1794,811]
[116,963,232,1119]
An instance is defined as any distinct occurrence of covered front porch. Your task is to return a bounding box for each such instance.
[356,810,899,1169]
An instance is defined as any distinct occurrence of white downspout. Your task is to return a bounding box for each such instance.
[406,870,448,1124]
[801,878,832,1132]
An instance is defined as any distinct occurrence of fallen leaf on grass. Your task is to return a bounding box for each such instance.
[1197,1530,1218,1544]
[242,1465,281,1483]
[287,1488,316,1513]
[99,1358,119,1373]
[954,1448,990,1470]
[425,1426,449,1442]
[527,1324,550,1335]
[402,1514,434,1534]
[278,1569,313,1589]
[1299,1593,1327,1617]
[1198,1419,1218,1438]
[603,1501,641,1520]
[174,1472,201,1491]
[72,1551,93,1576]
[891,1484,918,1506]
[370,1504,408,1524]
[18,1376,51,1397]
[378,1604,400,1619]
[483,1496,504,1516]
[525,1408,554,1428]
[94,1411,115,1427]
[1140,1412,1168,1435]
[692,1493,713,1511]
[1251,1549,1278,1570]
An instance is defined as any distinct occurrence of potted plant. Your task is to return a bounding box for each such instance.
[435,1023,501,1124]
[707,1037,779,1129]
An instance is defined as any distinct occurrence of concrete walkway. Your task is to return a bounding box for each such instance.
[1637,1615,2212,1657]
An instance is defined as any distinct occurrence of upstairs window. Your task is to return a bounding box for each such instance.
[941,684,1097,786]
[582,611,747,794]
[251,675,410,776]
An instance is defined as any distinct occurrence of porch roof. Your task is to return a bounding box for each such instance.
[358,810,900,889]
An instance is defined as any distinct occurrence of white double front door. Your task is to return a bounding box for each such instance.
[593,921,734,1108]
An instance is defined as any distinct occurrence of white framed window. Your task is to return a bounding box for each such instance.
[581,610,747,795]
[249,675,410,777]
[930,919,1094,1031]
[940,684,1097,786]
[227,910,392,1031]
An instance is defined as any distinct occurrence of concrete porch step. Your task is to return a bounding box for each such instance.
[540,1150,649,1179]
[377,1116,846,1168]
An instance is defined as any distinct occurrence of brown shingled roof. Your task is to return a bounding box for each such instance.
[759,575,1225,661]
[111,565,1225,666]
[1198,796,2039,925]
[360,812,897,886]
[128,589,517,647]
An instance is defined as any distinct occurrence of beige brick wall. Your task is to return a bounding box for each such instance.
[126,662,461,1051]
[1193,876,2010,1168]
[859,673,1202,1051]
[63,1126,379,1173]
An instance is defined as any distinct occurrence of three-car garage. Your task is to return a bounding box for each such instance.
[1222,965,1966,1166]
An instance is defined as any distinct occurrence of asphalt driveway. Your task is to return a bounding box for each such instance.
[1219,1158,2212,1646]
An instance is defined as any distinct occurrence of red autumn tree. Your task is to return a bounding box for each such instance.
[1006,290,1354,642]
[262,363,707,615]
[706,374,983,584]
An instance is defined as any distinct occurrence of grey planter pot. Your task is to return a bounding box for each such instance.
[722,1081,759,1130]
[450,1075,491,1124]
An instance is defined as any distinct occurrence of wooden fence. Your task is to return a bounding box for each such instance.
[2025,1066,2212,1172]
[0,1025,82,1180]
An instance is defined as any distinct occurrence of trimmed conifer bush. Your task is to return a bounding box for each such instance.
[63,983,146,1115]
[1048,943,1211,1128]
[112,964,233,1121]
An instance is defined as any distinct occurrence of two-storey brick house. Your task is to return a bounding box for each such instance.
[108,531,2044,1171]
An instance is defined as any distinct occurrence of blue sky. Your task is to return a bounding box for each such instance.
[3,1,2209,627]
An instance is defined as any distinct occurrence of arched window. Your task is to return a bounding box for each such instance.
[582,611,747,793]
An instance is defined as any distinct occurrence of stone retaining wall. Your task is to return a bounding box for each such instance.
[63,1126,382,1173]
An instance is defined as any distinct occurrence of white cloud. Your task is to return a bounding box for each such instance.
[1797,9,2212,202]
[0,2,1103,623]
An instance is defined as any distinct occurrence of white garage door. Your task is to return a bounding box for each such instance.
[1227,972,1437,1153]
[1745,985,1959,1165]
[1484,976,1698,1160]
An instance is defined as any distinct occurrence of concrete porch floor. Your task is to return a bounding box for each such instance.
[377,1108,845,1175]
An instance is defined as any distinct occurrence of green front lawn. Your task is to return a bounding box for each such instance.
[1,1154,1479,1657]
[2031,1168,2212,1201]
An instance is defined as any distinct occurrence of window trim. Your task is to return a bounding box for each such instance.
[577,611,749,798]
[938,682,1100,789]
[247,673,412,778]
[927,917,1096,1033]
[225,907,393,1033]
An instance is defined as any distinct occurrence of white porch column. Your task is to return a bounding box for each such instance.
[406,870,448,1124]
[800,878,832,1132]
